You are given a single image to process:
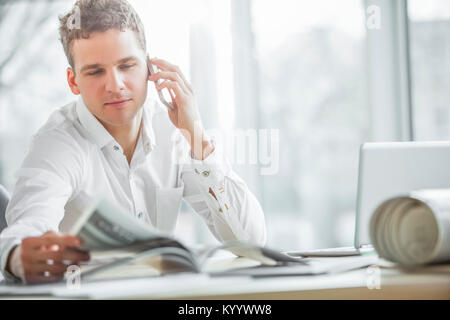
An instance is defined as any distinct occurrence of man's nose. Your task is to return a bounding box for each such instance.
[104,68,125,93]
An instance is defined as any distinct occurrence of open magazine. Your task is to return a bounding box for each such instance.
[370,189,450,266]
[68,198,304,281]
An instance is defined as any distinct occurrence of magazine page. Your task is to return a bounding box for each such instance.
[69,198,169,251]
[79,246,200,281]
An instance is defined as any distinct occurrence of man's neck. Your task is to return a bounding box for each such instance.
[103,109,143,165]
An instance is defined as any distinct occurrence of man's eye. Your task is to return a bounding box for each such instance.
[88,70,103,76]
[120,64,134,70]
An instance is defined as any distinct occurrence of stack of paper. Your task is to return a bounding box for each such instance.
[370,189,450,266]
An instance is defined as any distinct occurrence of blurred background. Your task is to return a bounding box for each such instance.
[0,0,449,251]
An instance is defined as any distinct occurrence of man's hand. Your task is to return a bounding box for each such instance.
[148,58,214,160]
[15,231,90,284]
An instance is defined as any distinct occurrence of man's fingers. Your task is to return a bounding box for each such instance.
[38,248,90,264]
[150,58,177,72]
[148,71,189,94]
[150,58,194,93]
[156,80,184,101]
[22,234,81,250]
[20,233,85,284]
[25,273,63,284]
[31,262,70,274]
[42,233,81,246]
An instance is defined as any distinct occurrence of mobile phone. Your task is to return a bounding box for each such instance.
[147,55,174,110]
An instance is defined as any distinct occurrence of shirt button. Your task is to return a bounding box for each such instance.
[113,145,120,151]
[202,170,210,177]
[138,212,144,218]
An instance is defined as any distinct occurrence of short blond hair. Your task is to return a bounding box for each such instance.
[58,0,147,69]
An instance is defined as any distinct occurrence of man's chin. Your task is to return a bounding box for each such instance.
[103,117,136,128]
[98,109,141,128]
[91,99,144,129]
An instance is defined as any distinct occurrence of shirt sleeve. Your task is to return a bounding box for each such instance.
[3,245,24,282]
[0,129,85,282]
[180,141,267,246]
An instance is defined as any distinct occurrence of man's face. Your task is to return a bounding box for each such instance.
[67,29,148,128]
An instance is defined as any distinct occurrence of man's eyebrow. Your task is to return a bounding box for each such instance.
[80,63,103,73]
[80,56,139,73]
[117,56,139,64]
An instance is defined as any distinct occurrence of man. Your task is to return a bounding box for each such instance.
[0,0,266,284]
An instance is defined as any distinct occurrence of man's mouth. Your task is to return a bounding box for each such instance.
[104,99,132,107]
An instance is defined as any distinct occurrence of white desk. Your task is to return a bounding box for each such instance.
[1,256,449,300]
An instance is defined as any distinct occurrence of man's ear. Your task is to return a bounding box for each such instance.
[67,67,80,95]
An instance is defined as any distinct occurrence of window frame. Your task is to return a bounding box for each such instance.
[364,0,414,142]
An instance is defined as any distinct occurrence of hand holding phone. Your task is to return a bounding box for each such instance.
[147,55,174,110]
[146,56,209,158]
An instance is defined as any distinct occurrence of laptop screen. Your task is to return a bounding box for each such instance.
[354,141,450,247]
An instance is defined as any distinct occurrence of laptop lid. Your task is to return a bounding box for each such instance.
[354,141,450,248]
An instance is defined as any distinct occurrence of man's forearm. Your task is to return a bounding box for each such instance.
[192,139,215,161]
[180,121,215,160]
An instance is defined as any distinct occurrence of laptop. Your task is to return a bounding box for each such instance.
[287,141,450,257]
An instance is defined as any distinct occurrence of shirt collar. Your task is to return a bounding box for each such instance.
[75,96,157,153]
[76,96,113,149]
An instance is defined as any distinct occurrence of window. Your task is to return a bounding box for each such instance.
[408,0,450,140]
[0,1,74,187]
[247,0,370,250]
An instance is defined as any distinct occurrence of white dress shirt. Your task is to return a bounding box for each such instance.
[0,96,267,282]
